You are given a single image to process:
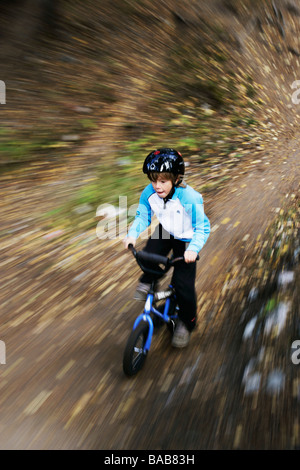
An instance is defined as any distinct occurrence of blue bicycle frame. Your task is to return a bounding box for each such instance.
[124,244,199,376]
[133,287,178,353]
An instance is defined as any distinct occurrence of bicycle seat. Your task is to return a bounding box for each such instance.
[136,250,171,277]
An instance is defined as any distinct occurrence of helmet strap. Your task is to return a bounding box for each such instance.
[163,185,175,204]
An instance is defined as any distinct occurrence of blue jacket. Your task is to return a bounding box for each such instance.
[127,183,210,253]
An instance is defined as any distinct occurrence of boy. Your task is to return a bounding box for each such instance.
[123,148,210,348]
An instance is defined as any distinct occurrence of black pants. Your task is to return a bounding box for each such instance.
[140,225,197,332]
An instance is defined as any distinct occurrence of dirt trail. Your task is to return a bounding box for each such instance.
[0,126,299,449]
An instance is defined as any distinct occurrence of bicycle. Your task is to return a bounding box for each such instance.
[122,244,198,376]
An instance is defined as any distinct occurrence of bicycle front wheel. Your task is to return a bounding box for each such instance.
[123,320,149,376]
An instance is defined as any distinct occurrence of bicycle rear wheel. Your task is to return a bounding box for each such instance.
[123,320,149,376]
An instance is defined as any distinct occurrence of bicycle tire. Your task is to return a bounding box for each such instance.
[123,320,149,376]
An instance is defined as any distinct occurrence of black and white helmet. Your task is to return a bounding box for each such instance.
[143,148,185,176]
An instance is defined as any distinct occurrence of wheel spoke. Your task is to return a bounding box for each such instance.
[132,335,144,368]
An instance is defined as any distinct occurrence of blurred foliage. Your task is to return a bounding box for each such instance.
[0,0,296,228]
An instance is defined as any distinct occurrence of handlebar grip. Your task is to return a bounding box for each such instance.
[128,243,137,256]
[136,250,169,266]
[171,254,199,264]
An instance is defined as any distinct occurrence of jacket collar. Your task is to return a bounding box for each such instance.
[163,186,175,204]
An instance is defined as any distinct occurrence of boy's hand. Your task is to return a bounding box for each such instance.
[184,250,198,263]
[123,237,136,250]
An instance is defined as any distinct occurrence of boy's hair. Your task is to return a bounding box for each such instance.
[148,172,182,186]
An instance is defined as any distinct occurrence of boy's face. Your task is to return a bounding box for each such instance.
[151,175,173,199]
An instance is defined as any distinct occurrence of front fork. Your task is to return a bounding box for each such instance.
[133,294,154,353]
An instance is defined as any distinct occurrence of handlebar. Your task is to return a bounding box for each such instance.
[128,243,198,277]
